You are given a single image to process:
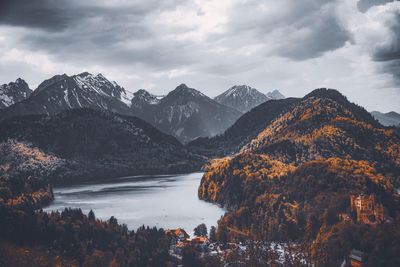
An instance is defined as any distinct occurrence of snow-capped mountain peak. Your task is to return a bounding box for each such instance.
[0,72,133,119]
[266,89,285,100]
[214,85,285,113]
[68,72,133,106]
[0,78,32,109]
[170,83,207,98]
[215,85,269,113]
[131,89,162,109]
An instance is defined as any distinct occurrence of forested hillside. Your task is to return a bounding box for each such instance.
[0,108,204,183]
[188,98,300,157]
[199,89,400,266]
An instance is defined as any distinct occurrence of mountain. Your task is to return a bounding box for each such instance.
[0,108,204,183]
[0,72,133,120]
[131,89,163,109]
[266,89,285,99]
[198,88,400,265]
[131,84,242,143]
[371,111,400,127]
[214,85,269,113]
[214,85,285,113]
[130,89,163,119]
[0,78,32,109]
[188,97,300,157]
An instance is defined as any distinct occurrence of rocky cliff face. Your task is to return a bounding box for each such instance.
[0,78,32,109]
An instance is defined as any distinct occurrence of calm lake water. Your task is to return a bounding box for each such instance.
[44,172,225,236]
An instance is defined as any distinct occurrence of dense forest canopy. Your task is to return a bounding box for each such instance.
[199,89,400,266]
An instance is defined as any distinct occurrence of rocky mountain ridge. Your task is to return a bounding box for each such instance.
[371,110,400,127]
[214,85,284,113]
[0,78,32,109]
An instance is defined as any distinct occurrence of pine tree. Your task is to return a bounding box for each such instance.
[194,223,208,237]
[209,226,217,242]
[88,209,95,221]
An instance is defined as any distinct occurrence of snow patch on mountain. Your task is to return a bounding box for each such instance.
[214,85,285,113]
[0,78,32,109]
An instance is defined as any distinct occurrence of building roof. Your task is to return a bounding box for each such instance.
[350,249,363,262]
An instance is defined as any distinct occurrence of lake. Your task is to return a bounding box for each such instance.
[44,172,225,236]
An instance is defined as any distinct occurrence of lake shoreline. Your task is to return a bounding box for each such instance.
[44,172,226,236]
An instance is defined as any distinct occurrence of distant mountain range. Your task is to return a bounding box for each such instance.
[214,85,284,113]
[0,78,32,108]
[131,84,242,143]
[188,97,300,157]
[371,111,400,127]
[0,72,133,120]
[0,73,280,142]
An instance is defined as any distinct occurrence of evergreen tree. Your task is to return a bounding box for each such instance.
[209,226,217,242]
[88,210,95,221]
[194,223,208,237]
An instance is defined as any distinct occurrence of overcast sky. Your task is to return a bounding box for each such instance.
[0,0,399,112]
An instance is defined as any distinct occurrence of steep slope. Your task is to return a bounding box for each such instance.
[0,72,133,120]
[188,98,300,157]
[132,84,242,143]
[214,85,285,113]
[131,89,162,110]
[0,108,204,183]
[371,111,400,126]
[130,89,162,121]
[0,78,32,109]
[198,88,400,265]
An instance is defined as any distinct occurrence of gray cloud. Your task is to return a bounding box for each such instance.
[1,0,193,69]
[357,0,397,13]
[374,14,400,62]
[224,0,351,61]
[0,0,353,71]
[0,0,95,31]
[0,0,182,31]
[274,12,351,60]
[0,0,399,112]
[373,13,400,85]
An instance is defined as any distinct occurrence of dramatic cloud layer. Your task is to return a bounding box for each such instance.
[0,0,399,111]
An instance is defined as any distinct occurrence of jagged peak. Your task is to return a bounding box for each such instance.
[266,89,285,99]
[176,83,189,89]
[35,74,69,92]
[231,84,252,90]
[169,83,206,98]
[131,89,160,106]
[134,89,152,96]
[225,85,260,96]
[1,78,28,88]
[77,71,92,77]
[15,78,27,84]
[96,73,106,79]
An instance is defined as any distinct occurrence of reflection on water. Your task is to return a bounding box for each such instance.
[44,172,225,236]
